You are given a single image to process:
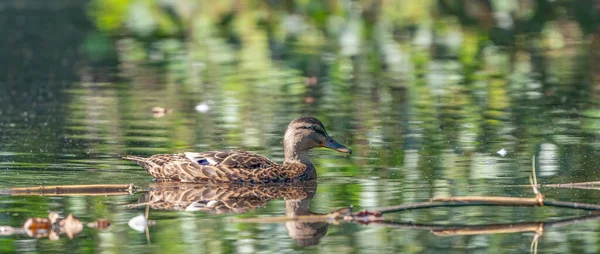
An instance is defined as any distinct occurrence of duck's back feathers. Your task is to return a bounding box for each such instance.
[184,150,278,169]
[124,150,309,183]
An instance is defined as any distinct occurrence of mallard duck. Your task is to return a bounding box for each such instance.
[123,117,351,183]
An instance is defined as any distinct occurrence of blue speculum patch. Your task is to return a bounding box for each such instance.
[197,159,209,165]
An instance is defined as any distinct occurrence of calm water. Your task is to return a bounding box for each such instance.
[1,1,600,253]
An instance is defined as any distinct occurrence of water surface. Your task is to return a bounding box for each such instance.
[1,1,600,253]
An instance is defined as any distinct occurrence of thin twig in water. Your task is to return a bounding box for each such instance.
[531,155,539,195]
[4,184,135,196]
[543,181,600,190]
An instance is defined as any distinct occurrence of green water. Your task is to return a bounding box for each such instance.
[1,0,600,253]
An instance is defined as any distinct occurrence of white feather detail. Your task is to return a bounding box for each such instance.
[184,152,218,165]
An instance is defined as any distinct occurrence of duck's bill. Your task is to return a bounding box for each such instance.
[323,138,352,154]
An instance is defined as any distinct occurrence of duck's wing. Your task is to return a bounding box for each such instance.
[184,150,278,169]
[125,150,283,182]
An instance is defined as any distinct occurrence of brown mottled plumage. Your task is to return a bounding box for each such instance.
[123,117,351,183]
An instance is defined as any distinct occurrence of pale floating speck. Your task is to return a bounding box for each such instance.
[192,62,205,69]
[195,103,210,113]
[128,214,147,233]
[151,106,171,118]
[497,148,507,157]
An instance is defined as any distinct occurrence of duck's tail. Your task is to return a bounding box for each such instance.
[124,155,158,174]
[123,155,147,163]
[123,155,163,180]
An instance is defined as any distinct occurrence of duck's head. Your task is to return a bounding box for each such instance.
[283,117,351,160]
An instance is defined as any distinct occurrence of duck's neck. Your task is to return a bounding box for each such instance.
[283,141,316,178]
[284,143,312,165]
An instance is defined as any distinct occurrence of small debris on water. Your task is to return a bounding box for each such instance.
[151,107,171,118]
[22,213,83,240]
[305,76,318,86]
[87,219,111,230]
[497,148,507,157]
[128,214,147,232]
[194,102,210,113]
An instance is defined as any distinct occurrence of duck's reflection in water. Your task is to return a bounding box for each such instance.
[285,196,329,246]
[130,181,328,245]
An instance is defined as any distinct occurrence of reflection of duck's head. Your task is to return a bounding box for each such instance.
[284,194,329,247]
[286,220,329,247]
[283,117,351,163]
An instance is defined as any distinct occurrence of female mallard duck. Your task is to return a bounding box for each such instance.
[123,117,351,183]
